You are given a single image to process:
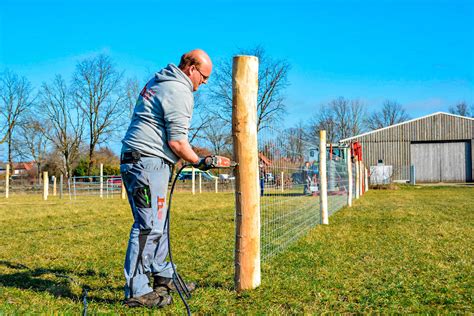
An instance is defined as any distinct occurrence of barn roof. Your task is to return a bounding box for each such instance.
[340,112,474,142]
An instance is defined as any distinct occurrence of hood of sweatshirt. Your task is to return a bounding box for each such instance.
[154,63,193,92]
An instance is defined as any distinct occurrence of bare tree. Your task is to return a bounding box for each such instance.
[365,100,410,130]
[125,77,141,117]
[0,69,34,168]
[310,97,366,143]
[40,75,83,178]
[449,101,472,117]
[13,118,50,183]
[72,54,127,175]
[283,122,306,161]
[207,45,290,131]
[201,116,232,155]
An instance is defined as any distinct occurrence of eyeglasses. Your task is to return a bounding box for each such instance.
[194,66,209,83]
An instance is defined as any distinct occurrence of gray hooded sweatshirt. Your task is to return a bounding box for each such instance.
[121,64,194,164]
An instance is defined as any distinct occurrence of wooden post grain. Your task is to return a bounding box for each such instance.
[43,171,48,201]
[347,148,352,207]
[319,130,329,225]
[215,177,218,193]
[232,55,261,291]
[5,164,9,198]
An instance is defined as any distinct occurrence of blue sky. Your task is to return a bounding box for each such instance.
[0,0,473,157]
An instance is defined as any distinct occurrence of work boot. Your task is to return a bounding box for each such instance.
[124,288,172,308]
[154,275,196,293]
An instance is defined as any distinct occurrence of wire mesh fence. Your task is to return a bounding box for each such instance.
[327,158,349,216]
[258,127,355,260]
[258,127,322,260]
[71,175,122,198]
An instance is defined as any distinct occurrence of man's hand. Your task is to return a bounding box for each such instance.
[192,156,212,171]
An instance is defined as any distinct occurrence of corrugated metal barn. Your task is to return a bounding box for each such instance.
[341,112,474,183]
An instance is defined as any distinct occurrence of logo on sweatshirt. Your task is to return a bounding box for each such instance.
[140,84,156,102]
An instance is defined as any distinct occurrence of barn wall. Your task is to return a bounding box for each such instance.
[342,113,474,181]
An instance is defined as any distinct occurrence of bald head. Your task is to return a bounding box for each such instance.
[178,49,212,91]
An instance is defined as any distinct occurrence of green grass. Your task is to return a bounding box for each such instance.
[0,185,472,313]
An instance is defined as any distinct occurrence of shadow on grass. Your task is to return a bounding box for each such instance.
[0,260,121,304]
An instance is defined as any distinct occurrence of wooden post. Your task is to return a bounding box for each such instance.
[199,172,202,194]
[365,167,369,192]
[281,171,284,192]
[100,163,104,198]
[215,177,218,193]
[232,55,260,291]
[60,174,63,199]
[347,148,352,207]
[192,167,195,195]
[43,171,48,201]
[360,162,365,195]
[121,181,126,199]
[5,164,9,198]
[53,176,57,196]
[355,159,360,199]
[319,130,328,225]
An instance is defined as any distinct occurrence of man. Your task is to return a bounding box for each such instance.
[120,49,212,307]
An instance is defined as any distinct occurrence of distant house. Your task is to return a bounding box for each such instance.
[12,162,35,177]
[258,152,272,167]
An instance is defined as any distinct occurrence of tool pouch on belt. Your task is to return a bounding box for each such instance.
[133,185,152,209]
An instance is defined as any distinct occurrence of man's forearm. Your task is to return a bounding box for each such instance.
[168,139,200,164]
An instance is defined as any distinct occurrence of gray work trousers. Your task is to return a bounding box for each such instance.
[120,157,174,298]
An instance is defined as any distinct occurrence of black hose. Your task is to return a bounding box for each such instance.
[165,164,192,316]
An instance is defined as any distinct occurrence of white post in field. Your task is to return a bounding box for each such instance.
[346,148,352,207]
[281,171,284,192]
[99,163,104,198]
[192,167,196,195]
[5,164,10,198]
[319,130,328,225]
[355,158,360,199]
[43,171,49,201]
[53,176,57,196]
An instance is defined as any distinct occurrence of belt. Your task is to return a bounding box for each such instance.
[120,151,174,167]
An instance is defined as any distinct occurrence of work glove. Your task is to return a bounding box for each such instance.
[192,156,212,171]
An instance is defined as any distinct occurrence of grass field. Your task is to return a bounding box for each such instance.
[0,185,472,313]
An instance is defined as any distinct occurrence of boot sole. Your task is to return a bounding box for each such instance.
[124,295,173,308]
